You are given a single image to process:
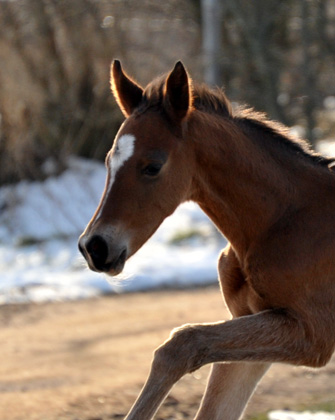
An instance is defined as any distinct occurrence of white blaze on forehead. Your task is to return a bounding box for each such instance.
[108,134,136,190]
[95,134,136,221]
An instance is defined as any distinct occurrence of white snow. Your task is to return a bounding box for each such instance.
[0,156,225,304]
[269,411,335,420]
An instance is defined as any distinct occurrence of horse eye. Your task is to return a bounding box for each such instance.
[142,163,162,177]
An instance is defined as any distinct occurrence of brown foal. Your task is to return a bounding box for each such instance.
[79,60,335,420]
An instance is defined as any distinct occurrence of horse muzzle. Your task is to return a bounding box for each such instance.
[78,234,128,276]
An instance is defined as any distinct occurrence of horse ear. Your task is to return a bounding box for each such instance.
[110,60,144,117]
[164,61,193,121]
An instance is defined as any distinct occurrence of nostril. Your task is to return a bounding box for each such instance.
[86,235,109,269]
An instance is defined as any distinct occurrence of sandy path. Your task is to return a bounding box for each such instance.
[0,286,334,420]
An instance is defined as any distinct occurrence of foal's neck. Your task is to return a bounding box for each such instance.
[189,112,312,257]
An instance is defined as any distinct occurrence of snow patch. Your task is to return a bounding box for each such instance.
[0,157,225,304]
[269,411,335,420]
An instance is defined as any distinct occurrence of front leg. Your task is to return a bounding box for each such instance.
[124,352,182,420]
[125,309,332,420]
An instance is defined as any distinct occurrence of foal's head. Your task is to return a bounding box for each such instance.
[79,61,196,275]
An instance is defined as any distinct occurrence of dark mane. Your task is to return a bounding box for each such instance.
[141,75,232,117]
[192,84,232,117]
[234,107,334,167]
[141,76,334,168]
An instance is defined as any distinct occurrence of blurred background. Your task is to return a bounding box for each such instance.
[1,0,335,185]
[0,0,334,303]
[0,1,335,419]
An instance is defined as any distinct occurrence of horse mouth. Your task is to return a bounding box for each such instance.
[104,247,128,276]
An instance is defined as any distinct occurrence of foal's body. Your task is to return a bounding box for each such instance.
[79,61,335,419]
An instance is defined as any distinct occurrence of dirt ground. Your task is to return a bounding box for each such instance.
[0,286,334,420]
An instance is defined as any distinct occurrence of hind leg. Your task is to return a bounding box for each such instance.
[195,362,269,420]
[195,245,269,420]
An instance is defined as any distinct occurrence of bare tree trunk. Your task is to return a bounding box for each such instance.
[201,0,223,86]
[300,0,320,146]
[225,0,288,123]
